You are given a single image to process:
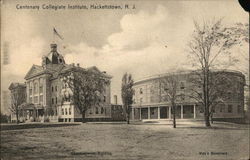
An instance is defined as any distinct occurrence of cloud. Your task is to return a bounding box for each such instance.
[2,11,46,89]
[62,5,193,103]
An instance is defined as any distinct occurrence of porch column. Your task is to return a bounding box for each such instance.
[194,104,196,119]
[139,108,141,120]
[38,78,40,104]
[169,106,171,119]
[148,107,150,119]
[32,80,35,103]
[158,107,160,119]
[43,77,46,106]
[181,105,183,119]
[131,108,134,120]
[27,81,30,103]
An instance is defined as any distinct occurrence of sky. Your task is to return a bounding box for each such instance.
[1,0,249,114]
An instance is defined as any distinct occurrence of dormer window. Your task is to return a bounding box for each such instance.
[180,82,185,89]
[140,88,143,94]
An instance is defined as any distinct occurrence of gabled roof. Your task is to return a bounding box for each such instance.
[9,82,26,90]
[24,62,112,81]
[24,65,45,80]
[24,63,71,80]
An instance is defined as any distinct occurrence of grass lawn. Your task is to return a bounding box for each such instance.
[1,121,249,160]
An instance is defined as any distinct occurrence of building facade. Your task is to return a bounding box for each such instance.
[9,83,26,123]
[10,44,116,122]
[131,70,245,122]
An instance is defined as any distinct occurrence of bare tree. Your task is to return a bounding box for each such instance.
[188,70,236,124]
[187,19,243,127]
[60,68,109,123]
[160,74,181,128]
[121,73,134,124]
[9,85,26,124]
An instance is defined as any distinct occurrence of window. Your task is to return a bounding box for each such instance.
[228,105,232,113]
[39,95,43,103]
[228,92,231,99]
[237,105,241,113]
[180,82,185,89]
[56,97,57,104]
[62,108,64,115]
[34,96,38,103]
[29,88,32,95]
[69,107,72,115]
[52,98,54,105]
[164,87,169,92]
[52,86,54,92]
[29,97,32,103]
[55,86,57,92]
[101,107,104,114]
[220,105,225,112]
[140,88,143,94]
[103,96,106,102]
[65,108,68,115]
[95,107,99,114]
[39,84,43,94]
[34,82,38,94]
[211,108,215,113]
[140,98,143,103]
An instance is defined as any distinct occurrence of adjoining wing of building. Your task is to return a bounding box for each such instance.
[9,44,124,123]
[131,70,245,123]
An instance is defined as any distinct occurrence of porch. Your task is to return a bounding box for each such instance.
[131,104,198,120]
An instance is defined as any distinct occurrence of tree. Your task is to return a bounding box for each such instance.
[121,73,134,124]
[187,19,243,127]
[160,74,181,128]
[0,113,10,123]
[188,70,236,124]
[60,67,109,123]
[9,85,26,124]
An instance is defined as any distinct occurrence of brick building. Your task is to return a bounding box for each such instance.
[131,70,245,123]
[10,44,117,122]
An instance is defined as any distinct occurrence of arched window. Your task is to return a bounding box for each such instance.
[34,82,38,94]
[95,107,99,114]
[69,107,72,115]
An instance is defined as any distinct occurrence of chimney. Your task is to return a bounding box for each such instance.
[114,95,117,105]
[50,44,57,52]
[77,63,80,67]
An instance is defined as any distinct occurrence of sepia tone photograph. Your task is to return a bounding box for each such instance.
[0,0,249,159]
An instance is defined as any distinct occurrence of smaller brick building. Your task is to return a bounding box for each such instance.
[9,83,26,123]
[131,70,245,123]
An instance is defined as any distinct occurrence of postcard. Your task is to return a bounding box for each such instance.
[1,0,249,159]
